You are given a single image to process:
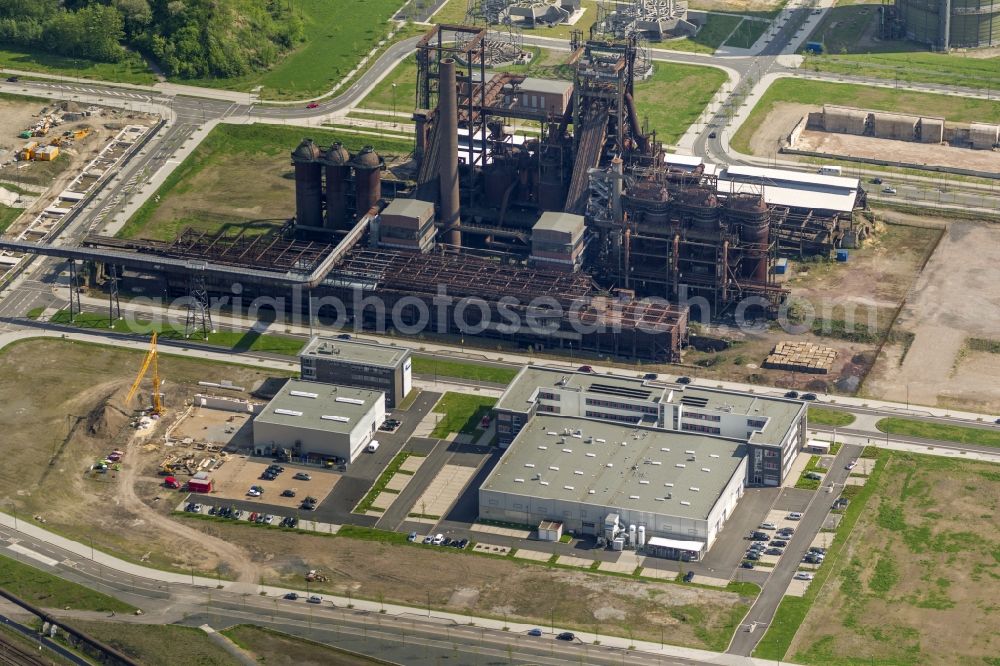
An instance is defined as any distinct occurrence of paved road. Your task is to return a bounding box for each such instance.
[728,442,862,655]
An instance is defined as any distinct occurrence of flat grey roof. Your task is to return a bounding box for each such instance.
[300,335,410,368]
[482,415,746,521]
[381,198,434,219]
[495,366,669,413]
[519,78,572,95]
[255,379,383,434]
[675,387,803,445]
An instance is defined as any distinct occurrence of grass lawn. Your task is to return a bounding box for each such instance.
[354,451,420,514]
[875,417,1000,448]
[412,355,518,385]
[61,622,234,666]
[117,123,414,242]
[430,392,497,438]
[665,13,743,54]
[808,406,856,427]
[780,453,1000,664]
[44,309,306,356]
[223,625,389,665]
[358,54,418,113]
[794,454,825,489]
[724,18,770,48]
[0,204,23,234]
[732,78,1000,154]
[0,554,135,613]
[753,449,888,660]
[0,46,155,85]
[182,0,405,99]
[634,62,728,144]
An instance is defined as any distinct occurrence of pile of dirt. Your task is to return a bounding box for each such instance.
[87,393,130,438]
[59,100,81,112]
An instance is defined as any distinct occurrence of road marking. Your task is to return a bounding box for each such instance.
[8,543,59,567]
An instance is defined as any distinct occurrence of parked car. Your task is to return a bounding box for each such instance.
[676,376,692,384]
[752,531,770,541]
[784,390,799,398]
[845,460,858,470]
[455,538,469,549]
[527,628,543,637]
[777,527,795,536]
[556,632,575,641]
[794,572,815,581]
[407,532,417,542]
[882,186,897,194]
[577,365,594,373]
[745,552,761,561]
[643,373,659,380]
[293,472,312,481]
[770,539,788,547]
[759,522,776,530]
[708,131,717,139]
[281,489,297,497]
[833,497,850,509]
[306,102,319,109]
[871,177,883,184]
[422,535,434,544]
[801,393,817,401]
[809,547,827,555]
[307,595,322,604]
[740,561,755,569]
[683,570,695,583]
[765,548,784,556]
[805,472,823,480]
[336,333,352,340]
[6,76,18,82]
[367,440,380,453]
[787,512,803,521]
[432,533,445,545]
[284,592,299,600]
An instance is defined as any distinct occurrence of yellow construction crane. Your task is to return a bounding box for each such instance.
[125,333,163,415]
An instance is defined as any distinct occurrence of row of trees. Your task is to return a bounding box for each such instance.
[0,0,305,79]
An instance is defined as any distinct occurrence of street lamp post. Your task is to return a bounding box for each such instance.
[392,83,398,128]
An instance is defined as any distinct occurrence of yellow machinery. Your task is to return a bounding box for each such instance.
[125,333,163,415]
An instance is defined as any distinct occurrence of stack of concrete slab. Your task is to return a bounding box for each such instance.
[763,341,837,374]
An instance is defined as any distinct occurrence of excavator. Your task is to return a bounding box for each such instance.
[125,333,163,415]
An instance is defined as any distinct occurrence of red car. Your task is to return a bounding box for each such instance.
[306,102,319,109]
[163,476,180,489]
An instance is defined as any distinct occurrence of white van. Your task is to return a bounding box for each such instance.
[367,440,380,453]
[817,165,842,176]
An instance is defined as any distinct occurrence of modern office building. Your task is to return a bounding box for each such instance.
[493,366,806,487]
[299,336,412,407]
[479,414,747,559]
[252,379,385,463]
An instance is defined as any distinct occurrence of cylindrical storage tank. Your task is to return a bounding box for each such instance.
[291,138,323,228]
[352,145,382,217]
[637,526,646,548]
[629,524,637,545]
[728,195,770,283]
[323,142,351,230]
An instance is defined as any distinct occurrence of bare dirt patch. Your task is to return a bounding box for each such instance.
[749,102,814,157]
[0,338,291,578]
[183,521,751,650]
[863,222,1000,412]
[792,127,1000,173]
[788,453,1000,665]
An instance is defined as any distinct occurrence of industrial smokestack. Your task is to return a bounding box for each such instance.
[439,58,461,249]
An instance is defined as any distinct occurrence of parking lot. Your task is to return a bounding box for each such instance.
[199,457,340,509]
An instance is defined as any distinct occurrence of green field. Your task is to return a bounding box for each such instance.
[118,123,415,242]
[808,406,856,427]
[430,392,497,438]
[665,13,744,54]
[41,309,306,356]
[634,62,728,143]
[223,625,389,665]
[0,47,156,85]
[733,78,1000,154]
[0,554,135,613]
[181,0,405,99]
[359,54,418,113]
[412,356,518,385]
[875,417,1000,448]
[775,453,1000,664]
[63,622,236,666]
[754,450,887,660]
[0,204,22,234]
[802,2,1000,90]
[724,19,770,48]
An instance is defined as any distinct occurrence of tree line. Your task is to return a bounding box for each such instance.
[0,0,305,79]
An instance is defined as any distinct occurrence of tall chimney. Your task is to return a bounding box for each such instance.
[439,58,461,248]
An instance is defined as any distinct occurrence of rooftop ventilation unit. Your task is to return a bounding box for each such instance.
[675,463,686,468]
[651,461,662,466]
[702,467,711,472]
[290,390,318,398]
[574,470,584,475]
[540,481,550,486]
[335,397,365,405]
[549,466,560,471]
[586,452,596,458]
[639,480,650,485]
[274,409,303,417]
[629,495,640,500]
[665,482,674,487]
[514,478,525,483]
[690,487,700,492]
[685,450,695,455]
[538,445,548,450]
[680,500,690,506]
[710,454,720,458]
[660,447,670,452]
[562,448,573,453]
[320,415,349,422]
[564,485,574,490]
[596,438,607,443]
[524,463,535,468]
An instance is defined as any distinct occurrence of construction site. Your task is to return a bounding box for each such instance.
[1,25,870,364]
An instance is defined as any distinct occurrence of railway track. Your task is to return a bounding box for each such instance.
[0,633,51,666]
